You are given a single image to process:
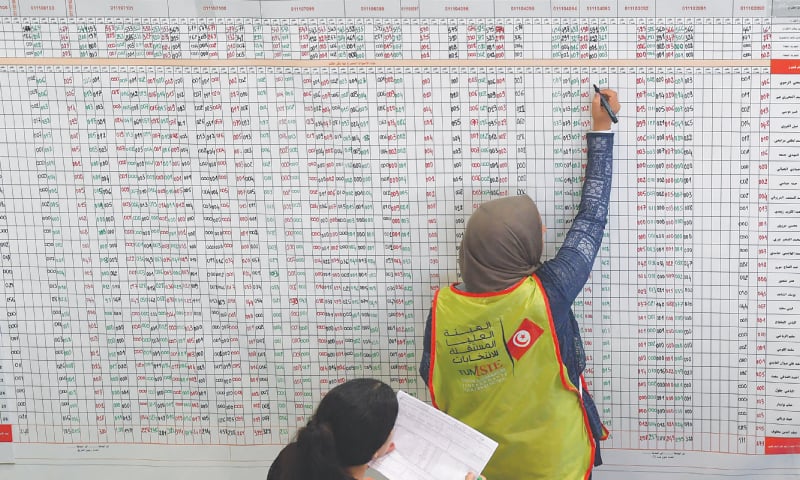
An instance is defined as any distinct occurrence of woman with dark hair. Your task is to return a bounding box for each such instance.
[267,378,398,480]
[268,378,484,480]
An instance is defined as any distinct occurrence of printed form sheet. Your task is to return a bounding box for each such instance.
[0,0,799,478]
[370,391,497,480]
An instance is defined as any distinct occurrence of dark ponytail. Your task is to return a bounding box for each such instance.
[272,378,398,480]
[294,417,350,480]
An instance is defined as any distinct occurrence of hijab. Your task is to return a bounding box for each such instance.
[458,195,543,293]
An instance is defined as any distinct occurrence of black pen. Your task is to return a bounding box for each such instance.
[593,84,618,124]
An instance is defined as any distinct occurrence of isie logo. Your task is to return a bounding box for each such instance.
[458,360,503,377]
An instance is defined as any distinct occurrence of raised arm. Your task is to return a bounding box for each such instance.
[538,89,620,304]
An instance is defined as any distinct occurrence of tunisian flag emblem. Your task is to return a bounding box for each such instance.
[506,318,544,360]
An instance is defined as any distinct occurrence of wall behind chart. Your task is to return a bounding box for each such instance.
[0,0,799,478]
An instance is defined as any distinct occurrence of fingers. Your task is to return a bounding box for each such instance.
[599,88,621,113]
[594,88,620,113]
[591,88,620,129]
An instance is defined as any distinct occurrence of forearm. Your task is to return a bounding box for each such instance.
[419,309,432,382]
[540,132,614,301]
[564,132,613,259]
[578,132,614,227]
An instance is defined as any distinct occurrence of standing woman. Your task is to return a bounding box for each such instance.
[420,89,620,479]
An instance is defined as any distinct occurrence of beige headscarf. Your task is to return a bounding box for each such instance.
[458,195,543,293]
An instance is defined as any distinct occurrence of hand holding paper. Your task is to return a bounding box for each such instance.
[370,391,497,480]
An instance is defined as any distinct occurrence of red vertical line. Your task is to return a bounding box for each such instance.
[722,63,730,453]
[756,66,772,451]
[743,65,751,455]
[173,65,185,444]
[396,63,403,386]
[765,51,779,457]
[149,66,161,444]
[64,64,81,440]
[746,65,757,455]
[427,67,438,311]
[367,65,377,380]
[260,66,271,442]
[659,65,666,452]
[500,65,506,199]
[613,68,620,450]
[748,66,756,455]
[39,68,55,443]
[171,64,183,444]
[298,67,311,421]
[727,63,735,454]
[405,63,414,389]
[225,65,236,443]
[632,68,636,448]
[394,61,403,386]
[444,64,452,277]
[63,64,77,443]
[274,67,289,445]
[689,67,700,450]
[667,107,675,444]
[685,65,695,452]
[451,68,460,280]
[286,66,298,428]
[318,65,327,391]
[234,66,246,444]
[361,63,370,382]
[642,65,649,452]
[0,67,14,445]
[374,59,384,382]
[4,66,20,442]
[109,68,119,445]
[680,64,687,451]
[416,64,424,384]
[680,63,688,453]
[663,64,670,450]
[226,65,234,443]
[304,64,316,397]
[350,65,362,381]
[710,63,719,454]
[739,64,758,454]
[405,63,413,388]
[113,67,126,444]
[669,63,678,451]
[648,65,655,451]
[408,64,418,352]
[253,65,269,443]
[735,65,744,454]
[665,62,671,452]
[46,66,64,445]
[157,65,168,445]
[543,65,551,258]
[698,64,707,452]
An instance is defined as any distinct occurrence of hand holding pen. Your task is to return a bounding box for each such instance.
[591,85,620,131]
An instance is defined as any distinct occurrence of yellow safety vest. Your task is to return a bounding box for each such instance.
[429,276,595,480]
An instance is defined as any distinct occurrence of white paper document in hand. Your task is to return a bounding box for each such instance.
[370,390,498,480]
